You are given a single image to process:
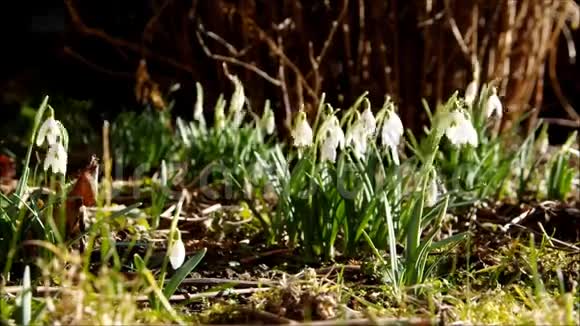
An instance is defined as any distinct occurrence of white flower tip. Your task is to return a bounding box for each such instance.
[381,110,404,152]
[346,120,369,158]
[425,178,439,207]
[230,76,245,113]
[465,80,478,106]
[44,142,68,175]
[445,110,478,147]
[36,116,61,147]
[265,109,276,135]
[160,160,168,186]
[485,93,503,119]
[361,107,376,133]
[292,112,313,147]
[169,237,186,269]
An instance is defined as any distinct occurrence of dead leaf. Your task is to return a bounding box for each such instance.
[64,155,99,237]
[134,59,166,111]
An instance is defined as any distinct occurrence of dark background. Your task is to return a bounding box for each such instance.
[1,0,578,159]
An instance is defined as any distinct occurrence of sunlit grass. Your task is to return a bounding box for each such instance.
[0,77,578,324]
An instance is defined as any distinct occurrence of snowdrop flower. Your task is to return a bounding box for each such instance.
[214,98,226,129]
[361,106,376,134]
[292,111,313,148]
[193,82,204,122]
[464,80,478,107]
[168,230,186,269]
[320,134,339,163]
[229,76,246,126]
[318,115,344,162]
[36,116,61,146]
[425,174,439,207]
[485,87,503,119]
[345,119,368,158]
[537,136,549,156]
[318,115,344,146]
[43,142,68,175]
[160,160,168,187]
[381,110,404,165]
[445,110,478,147]
[263,105,276,135]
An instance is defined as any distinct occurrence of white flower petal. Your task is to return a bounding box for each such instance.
[43,154,51,172]
[361,107,376,134]
[44,143,68,175]
[292,112,313,147]
[36,117,61,146]
[36,121,49,147]
[466,124,478,146]
[485,93,503,119]
[194,82,204,122]
[229,76,246,127]
[318,115,345,163]
[168,237,186,269]
[425,177,439,207]
[320,136,338,163]
[265,111,275,135]
[381,111,404,151]
[318,116,344,146]
[445,110,478,147]
[464,80,478,106]
[346,121,368,158]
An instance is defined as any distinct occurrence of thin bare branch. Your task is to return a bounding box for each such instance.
[63,47,133,79]
[195,28,282,87]
[65,0,194,74]
[444,0,471,59]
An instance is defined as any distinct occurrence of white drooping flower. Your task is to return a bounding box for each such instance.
[445,110,478,147]
[345,118,368,159]
[193,82,204,122]
[381,110,404,165]
[464,80,478,107]
[43,142,68,175]
[425,173,439,207]
[160,160,168,187]
[292,111,313,148]
[318,115,345,162]
[229,76,246,127]
[537,136,549,156]
[381,110,404,151]
[485,87,503,119]
[263,105,276,135]
[168,230,186,269]
[36,116,61,146]
[214,97,226,129]
[361,106,376,134]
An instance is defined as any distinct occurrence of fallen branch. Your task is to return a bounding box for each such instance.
[180,277,276,288]
[136,287,270,302]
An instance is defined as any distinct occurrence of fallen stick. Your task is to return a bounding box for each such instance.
[180,277,276,288]
[136,287,271,302]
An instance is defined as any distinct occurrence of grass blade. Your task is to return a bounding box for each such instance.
[163,248,207,298]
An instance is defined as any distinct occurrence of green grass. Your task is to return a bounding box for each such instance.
[0,80,578,325]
